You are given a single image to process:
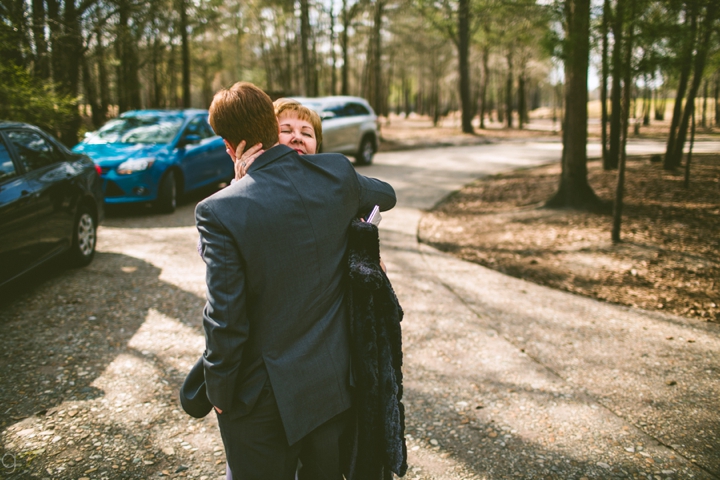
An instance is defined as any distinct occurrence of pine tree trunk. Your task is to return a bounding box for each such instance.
[715,74,719,126]
[669,1,716,167]
[168,42,178,108]
[600,0,609,164]
[330,3,337,96]
[47,0,62,85]
[300,0,314,96]
[234,5,244,82]
[51,0,82,145]
[458,0,473,133]
[341,0,350,96]
[547,0,603,211]
[664,2,698,169]
[684,108,696,188]
[81,48,101,128]
[402,70,411,116]
[518,68,527,129]
[701,79,708,128]
[612,3,635,243]
[643,80,651,126]
[654,87,666,121]
[607,0,624,170]
[96,33,109,117]
[479,44,489,129]
[152,33,164,108]
[180,0,191,108]
[31,0,49,79]
[366,0,384,113]
[432,79,440,127]
[505,50,513,128]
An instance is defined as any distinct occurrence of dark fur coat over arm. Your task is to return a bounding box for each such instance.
[346,219,407,479]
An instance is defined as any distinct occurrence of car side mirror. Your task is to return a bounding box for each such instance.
[320,111,336,120]
[179,134,201,148]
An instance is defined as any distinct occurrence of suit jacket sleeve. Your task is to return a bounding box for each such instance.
[354,171,396,215]
[196,200,248,413]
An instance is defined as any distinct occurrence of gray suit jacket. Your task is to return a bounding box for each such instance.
[195,144,396,445]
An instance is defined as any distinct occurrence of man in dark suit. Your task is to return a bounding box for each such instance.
[196,82,396,480]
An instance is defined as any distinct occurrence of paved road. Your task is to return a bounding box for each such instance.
[1,140,718,479]
[362,140,720,479]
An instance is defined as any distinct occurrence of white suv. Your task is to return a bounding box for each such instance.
[293,96,379,165]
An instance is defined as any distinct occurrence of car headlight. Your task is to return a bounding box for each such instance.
[116,157,155,175]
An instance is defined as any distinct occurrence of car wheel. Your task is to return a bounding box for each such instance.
[155,171,177,214]
[68,205,97,267]
[356,136,375,166]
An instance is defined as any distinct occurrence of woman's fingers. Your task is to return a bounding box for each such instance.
[240,143,263,159]
[233,157,254,180]
[234,143,265,181]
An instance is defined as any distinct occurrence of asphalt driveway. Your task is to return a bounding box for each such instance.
[1,140,718,479]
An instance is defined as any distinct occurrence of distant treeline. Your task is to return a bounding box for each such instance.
[0,0,718,158]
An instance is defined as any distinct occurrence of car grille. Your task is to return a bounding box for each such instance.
[105,180,125,197]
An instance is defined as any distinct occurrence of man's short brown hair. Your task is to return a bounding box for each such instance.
[208,82,279,151]
[274,99,323,151]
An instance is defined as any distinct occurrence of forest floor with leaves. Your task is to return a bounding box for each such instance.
[418,153,720,323]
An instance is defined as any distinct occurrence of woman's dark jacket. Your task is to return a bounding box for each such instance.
[344,219,407,480]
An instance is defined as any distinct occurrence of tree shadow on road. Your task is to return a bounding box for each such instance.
[0,252,204,438]
[403,374,708,479]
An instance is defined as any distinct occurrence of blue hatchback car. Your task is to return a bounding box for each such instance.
[73,109,232,213]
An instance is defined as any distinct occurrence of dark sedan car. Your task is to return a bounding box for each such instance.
[73,109,232,213]
[0,122,104,287]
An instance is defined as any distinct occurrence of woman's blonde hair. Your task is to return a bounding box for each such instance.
[273,98,323,151]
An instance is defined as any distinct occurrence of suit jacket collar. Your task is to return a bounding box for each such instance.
[247,144,294,174]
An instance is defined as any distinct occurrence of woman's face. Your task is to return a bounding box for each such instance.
[278,115,317,155]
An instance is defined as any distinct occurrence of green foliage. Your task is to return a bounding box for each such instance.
[0,63,77,138]
[0,15,76,137]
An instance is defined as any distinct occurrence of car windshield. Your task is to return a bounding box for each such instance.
[86,116,184,145]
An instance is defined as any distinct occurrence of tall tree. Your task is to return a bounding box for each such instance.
[415,0,476,133]
[115,0,140,112]
[179,0,191,107]
[611,0,636,243]
[547,0,604,210]
[479,40,490,128]
[299,0,316,96]
[600,0,610,166]
[666,0,717,168]
[329,1,338,95]
[664,0,699,169]
[32,0,50,79]
[457,0,472,132]
[505,48,514,128]
[340,0,361,96]
[364,0,386,113]
[606,0,625,170]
